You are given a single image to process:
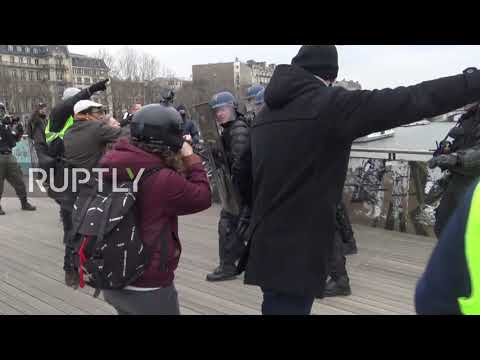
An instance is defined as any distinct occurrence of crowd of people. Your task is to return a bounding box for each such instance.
[2,45,480,315]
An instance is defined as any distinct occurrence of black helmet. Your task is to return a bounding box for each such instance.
[130,104,184,152]
[209,91,238,110]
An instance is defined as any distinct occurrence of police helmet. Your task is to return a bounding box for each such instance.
[255,88,265,106]
[130,104,184,152]
[209,91,238,110]
[246,85,265,100]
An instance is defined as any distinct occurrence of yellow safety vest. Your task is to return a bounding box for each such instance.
[458,181,480,315]
[45,116,74,144]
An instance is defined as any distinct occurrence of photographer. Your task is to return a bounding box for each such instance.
[0,103,36,215]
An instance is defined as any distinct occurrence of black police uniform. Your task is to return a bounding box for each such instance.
[324,202,356,297]
[0,121,35,214]
[207,113,250,281]
[432,104,480,237]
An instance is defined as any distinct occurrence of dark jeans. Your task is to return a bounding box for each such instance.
[261,289,315,315]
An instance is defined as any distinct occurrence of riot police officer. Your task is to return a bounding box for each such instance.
[0,103,36,215]
[324,203,357,297]
[428,88,480,237]
[254,88,265,115]
[206,91,250,282]
[244,85,265,125]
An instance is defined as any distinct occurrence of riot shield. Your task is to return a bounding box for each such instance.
[194,102,241,216]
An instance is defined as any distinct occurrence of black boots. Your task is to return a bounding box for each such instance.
[206,265,239,282]
[324,276,352,297]
[20,198,36,211]
[0,200,36,214]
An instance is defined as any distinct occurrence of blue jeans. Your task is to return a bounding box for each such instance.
[261,290,315,315]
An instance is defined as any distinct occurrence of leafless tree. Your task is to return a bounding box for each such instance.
[116,47,140,81]
[91,48,118,78]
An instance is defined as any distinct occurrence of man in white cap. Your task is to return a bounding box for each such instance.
[64,100,121,171]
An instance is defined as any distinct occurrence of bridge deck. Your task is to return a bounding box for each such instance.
[0,196,435,315]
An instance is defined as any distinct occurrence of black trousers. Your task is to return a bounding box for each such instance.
[336,201,356,247]
[218,209,245,267]
[327,230,348,281]
[0,154,27,201]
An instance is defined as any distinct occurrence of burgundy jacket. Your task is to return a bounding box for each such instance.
[99,138,212,288]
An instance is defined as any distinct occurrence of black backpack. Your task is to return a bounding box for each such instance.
[69,167,164,297]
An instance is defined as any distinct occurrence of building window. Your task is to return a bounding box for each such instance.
[33,48,38,54]
[57,71,64,81]
[84,77,91,85]
[17,46,22,52]
[77,77,82,84]
[20,57,24,64]
[29,71,34,81]
[35,58,39,65]
[26,47,30,54]
[36,71,41,81]
[21,70,26,80]
[0,56,2,63]
[27,57,31,65]
[8,45,13,52]
[12,70,17,79]
[10,56,14,64]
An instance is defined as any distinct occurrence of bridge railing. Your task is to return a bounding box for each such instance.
[350,147,434,161]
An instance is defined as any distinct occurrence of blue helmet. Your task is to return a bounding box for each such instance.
[255,88,265,106]
[246,85,265,100]
[209,91,237,110]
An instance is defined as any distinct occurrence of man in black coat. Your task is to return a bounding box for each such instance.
[27,103,49,156]
[206,91,251,282]
[241,45,480,315]
[428,100,480,237]
[176,104,200,145]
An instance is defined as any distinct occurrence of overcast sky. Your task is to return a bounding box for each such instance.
[68,45,480,90]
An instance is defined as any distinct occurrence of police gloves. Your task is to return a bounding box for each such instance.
[89,78,110,94]
[428,154,459,170]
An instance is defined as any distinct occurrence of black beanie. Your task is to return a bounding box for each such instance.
[291,45,339,80]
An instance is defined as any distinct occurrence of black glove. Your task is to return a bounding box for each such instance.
[428,154,459,170]
[89,78,109,94]
[236,206,251,243]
